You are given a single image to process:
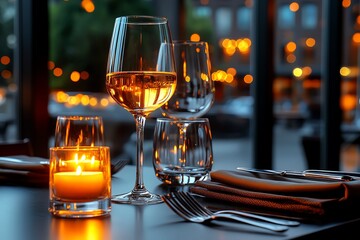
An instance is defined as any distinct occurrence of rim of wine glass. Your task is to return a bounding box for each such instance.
[172,40,209,46]
[156,117,210,124]
[56,115,103,121]
[116,15,168,25]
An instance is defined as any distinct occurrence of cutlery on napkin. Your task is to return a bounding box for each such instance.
[190,169,360,220]
[0,155,49,187]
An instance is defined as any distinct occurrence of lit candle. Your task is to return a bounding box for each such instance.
[53,166,106,200]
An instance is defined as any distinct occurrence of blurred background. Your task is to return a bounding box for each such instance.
[1,0,359,172]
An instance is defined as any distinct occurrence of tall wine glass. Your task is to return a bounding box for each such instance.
[161,41,214,168]
[161,41,214,119]
[106,16,176,205]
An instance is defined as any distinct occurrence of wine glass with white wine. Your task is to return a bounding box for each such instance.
[106,16,176,205]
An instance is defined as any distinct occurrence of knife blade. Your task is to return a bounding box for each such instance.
[236,167,357,181]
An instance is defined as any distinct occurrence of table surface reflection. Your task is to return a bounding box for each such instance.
[0,165,359,240]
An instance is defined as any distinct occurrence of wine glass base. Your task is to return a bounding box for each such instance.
[111,191,163,205]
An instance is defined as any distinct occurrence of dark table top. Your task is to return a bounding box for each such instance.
[1,165,359,240]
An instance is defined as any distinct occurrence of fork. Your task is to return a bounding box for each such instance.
[111,158,129,175]
[176,191,300,226]
[162,192,289,232]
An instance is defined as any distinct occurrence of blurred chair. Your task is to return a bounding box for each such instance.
[0,139,34,156]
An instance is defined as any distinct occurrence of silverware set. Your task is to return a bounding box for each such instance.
[162,191,300,232]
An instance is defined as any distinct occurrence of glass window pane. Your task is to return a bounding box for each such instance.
[215,8,232,36]
[301,4,318,29]
[277,4,295,29]
[237,7,251,30]
[0,0,16,141]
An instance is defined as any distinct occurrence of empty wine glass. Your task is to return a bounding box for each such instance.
[160,41,214,170]
[161,40,214,120]
[106,16,176,205]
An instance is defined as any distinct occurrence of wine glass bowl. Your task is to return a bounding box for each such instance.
[106,16,176,205]
[161,40,215,120]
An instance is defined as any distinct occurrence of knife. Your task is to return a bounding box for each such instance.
[0,156,49,173]
[236,167,357,181]
[304,169,360,177]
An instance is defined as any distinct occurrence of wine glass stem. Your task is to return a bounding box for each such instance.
[179,123,189,168]
[133,115,147,194]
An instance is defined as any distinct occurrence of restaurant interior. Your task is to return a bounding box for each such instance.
[1,0,360,239]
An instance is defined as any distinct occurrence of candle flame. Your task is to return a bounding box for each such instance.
[76,165,82,175]
[74,153,79,164]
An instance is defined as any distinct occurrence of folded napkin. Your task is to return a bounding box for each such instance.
[0,155,49,187]
[190,170,360,220]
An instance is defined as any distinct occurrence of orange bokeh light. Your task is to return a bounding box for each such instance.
[352,33,360,44]
[81,0,95,13]
[190,34,200,42]
[305,38,316,47]
[342,0,351,8]
[289,2,299,12]
[53,68,63,77]
[286,42,297,52]
[48,61,55,70]
[0,56,10,65]
[341,94,357,111]
[70,71,81,82]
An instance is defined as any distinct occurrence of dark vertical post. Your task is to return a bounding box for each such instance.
[15,0,49,157]
[250,0,275,169]
[320,1,342,170]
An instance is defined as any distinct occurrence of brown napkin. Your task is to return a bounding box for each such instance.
[0,155,49,187]
[190,170,360,220]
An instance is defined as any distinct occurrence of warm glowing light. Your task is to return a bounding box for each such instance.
[302,66,312,76]
[286,42,297,52]
[342,0,351,8]
[81,0,95,13]
[80,71,89,80]
[286,54,296,63]
[341,94,357,111]
[305,38,316,47]
[352,33,360,44]
[1,70,12,79]
[80,95,90,105]
[100,98,109,107]
[244,74,253,84]
[340,67,351,76]
[89,97,98,106]
[70,71,81,82]
[293,67,303,77]
[0,56,10,65]
[48,61,55,70]
[53,68,63,77]
[190,34,200,42]
[227,68,237,76]
[289,2,299,12]
[357,16,360,25]
[237,39,250,53]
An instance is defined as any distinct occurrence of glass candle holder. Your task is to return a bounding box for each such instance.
[49,146,111,218]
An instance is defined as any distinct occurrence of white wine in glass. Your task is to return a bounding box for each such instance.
[106,16,176,205]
